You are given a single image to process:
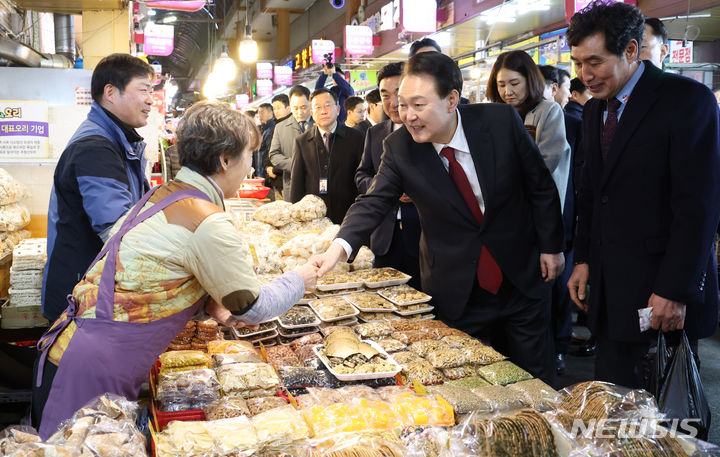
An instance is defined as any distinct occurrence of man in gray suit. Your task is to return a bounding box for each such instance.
[268,85,314,201]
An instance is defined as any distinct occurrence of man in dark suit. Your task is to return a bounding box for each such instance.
[344,96,369,136]
[355,62,421,289]
[312,52,565,385]
[289,88,364,224]
[269,86,314,201]
[566,1,720,388]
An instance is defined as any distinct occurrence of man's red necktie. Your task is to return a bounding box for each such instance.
[440,147,503,294]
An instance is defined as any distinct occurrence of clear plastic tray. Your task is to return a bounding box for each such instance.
[393,305,435,316]
[309,299,360,323]
[277,326,320,338]
[363,274,412,289]
[312,340,402,381]
[378,288,432,306]
[357,312,399,323]
[277,306,322,329]
[405,313,436,321]
[241,329,278,343]
[316,280,364,292]
[298,292,316,304]
[343,293,398,313]
[231,321,278,339]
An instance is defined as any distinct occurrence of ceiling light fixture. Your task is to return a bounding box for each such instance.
[238,0,258,63]
[214,46,237,82]
[162,15,177,23]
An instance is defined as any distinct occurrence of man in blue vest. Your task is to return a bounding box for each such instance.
[42,53,154,322]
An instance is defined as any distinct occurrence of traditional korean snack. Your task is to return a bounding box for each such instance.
[316,271,363,289]
[289,332,323,352]
[203,397,251,420]
[290,194,327,221]
[156,369,221,411]
[279,306,320,327]
[430,384,493,415]
[378,284,431,305]
[387,392,454,426]
[206,339,256,355]
[276,366,335,389]
[446,376,492,389]
[391,330,434,345]
[441,365,476,381]
[354,267,410,285]
[265,345,303,367]
[246,396,289,416]
[212,351,264,366]
[216,363,280,397]
[425,347,469,369]
[507,378,560,411]
[350,246,375,271]
[310,297,358,321]
[317,331,397,376]
[373,338,407,353]
[345,292,397,311]
[321,325,356,336]
[234,321,277,336]
[358,311,400,322]
[391,319,448,332]
[156,420,215,456]
[399,360,443,385]
[465,409,558,456]
[0,203,30,232]
[408,339,448,358]
[0,426,41,455]
[209,416,259,455]
[354,321,394,338]
[470,385,529,411]
[390,351,422,365]
[159,350,211,370]
[476,361,533,386]
[251,405,311,449]
[253,200,293,227]
[277,326,320,338]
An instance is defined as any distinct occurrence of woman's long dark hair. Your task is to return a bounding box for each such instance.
[486,50,546,118]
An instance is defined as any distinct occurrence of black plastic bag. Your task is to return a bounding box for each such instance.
[656,330,711,440]
[644,331,672,397]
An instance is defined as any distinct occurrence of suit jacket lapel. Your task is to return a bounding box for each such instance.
[462,116,494,226]
[601,65,661,188]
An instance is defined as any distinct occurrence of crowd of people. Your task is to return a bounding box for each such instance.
[34,0,719,437]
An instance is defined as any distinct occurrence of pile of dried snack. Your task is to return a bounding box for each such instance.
[167,319,223,351]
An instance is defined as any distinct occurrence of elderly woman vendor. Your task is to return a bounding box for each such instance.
[31,101,318,438]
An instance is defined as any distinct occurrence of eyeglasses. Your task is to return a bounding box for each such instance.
[311,102,337,112]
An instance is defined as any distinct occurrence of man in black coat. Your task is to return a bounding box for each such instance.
[312,52,565,385]
[289,88,364,224]
[567,1,720,388]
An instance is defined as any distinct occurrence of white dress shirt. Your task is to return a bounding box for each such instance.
[433,110,485,213]
[333,112,484,259]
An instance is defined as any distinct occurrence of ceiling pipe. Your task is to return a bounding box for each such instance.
[53,14,75,64]
[0,35,73,68]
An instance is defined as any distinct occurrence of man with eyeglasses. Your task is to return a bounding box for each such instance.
[289,88,364,224]
[269,85,314,201]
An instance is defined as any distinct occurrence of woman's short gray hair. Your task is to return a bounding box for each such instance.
[176,101,260,175]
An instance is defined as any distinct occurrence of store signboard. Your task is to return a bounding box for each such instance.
[0,100,49,158]
[345,26,374,56]
[274,66,293,86]
[380,1,397,31]
[144,23,174,56]
[565,0,635,22]
[152,89,166,117]
[235,93,250,109]
[257,79,273,97]
[539,28,571,65]
[402,0,436,33]
[669,40,693,64]
[349,70,377,92]
[256,62,273,79]
[312,40,335,64]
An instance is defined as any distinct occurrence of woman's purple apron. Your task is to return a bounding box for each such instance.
[35,187,211,439]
